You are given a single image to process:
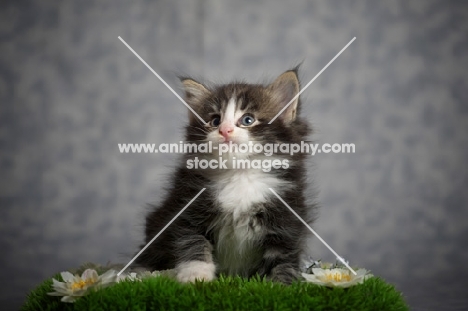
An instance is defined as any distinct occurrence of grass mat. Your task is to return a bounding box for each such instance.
[23,273,408,310]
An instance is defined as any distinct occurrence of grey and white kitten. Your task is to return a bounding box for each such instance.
[134,68,316,284]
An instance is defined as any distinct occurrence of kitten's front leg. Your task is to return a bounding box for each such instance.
[175,234,216,283]
[258,233,303,284]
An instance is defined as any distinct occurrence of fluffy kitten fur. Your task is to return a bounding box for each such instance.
[134,68,316,284]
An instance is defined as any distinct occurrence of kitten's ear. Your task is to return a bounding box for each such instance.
[180,78,210,108]
[267,70,300,124]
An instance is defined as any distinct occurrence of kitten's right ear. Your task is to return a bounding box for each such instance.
[180,78,210,108]
[267,69,300,124]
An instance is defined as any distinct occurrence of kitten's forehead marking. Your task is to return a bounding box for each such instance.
[224,97,236,123]
[223,97,244,124]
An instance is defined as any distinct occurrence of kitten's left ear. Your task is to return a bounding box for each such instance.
[180,78,210,108]
[267,70,300,124]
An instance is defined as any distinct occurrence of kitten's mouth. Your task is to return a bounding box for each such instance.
[218,137,237,144]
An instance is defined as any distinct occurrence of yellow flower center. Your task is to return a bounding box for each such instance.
[70,278,96,291]
[324,271,352,282]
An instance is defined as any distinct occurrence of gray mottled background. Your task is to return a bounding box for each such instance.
[1,0,467,310]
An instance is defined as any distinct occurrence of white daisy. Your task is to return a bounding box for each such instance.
[48,269,118,302]
[302,268,372,288]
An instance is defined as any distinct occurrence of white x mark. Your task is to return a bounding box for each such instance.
[268,37,356,124]
[118,36,207,125]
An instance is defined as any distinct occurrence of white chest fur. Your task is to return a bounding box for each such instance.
[211,170,291,276]
[215,170,289,217]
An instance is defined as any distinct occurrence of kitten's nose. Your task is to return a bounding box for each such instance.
[219,124,234,140]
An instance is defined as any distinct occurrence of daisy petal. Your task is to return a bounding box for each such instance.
[47,292,65,296]
[82,269,98,281]
[51,279,68,292]
[61,295,77,303]
[60,271,75,282]
[99,269,118,283]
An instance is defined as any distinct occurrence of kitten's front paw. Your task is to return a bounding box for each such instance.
[176,260,216,283]
[270,265,301,284]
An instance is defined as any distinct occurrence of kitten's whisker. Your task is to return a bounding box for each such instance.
[186,125,210,133]
[186,131,210,137]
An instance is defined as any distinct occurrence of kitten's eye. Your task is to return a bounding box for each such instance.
[211,116,221,127]
[240,114,255,126]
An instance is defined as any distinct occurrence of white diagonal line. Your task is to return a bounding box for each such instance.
[118,36,207,125]
[117,188,206,276]
[268,37,356,124]
[269,188,357,275]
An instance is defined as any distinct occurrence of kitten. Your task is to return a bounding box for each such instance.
[134,68,316,284]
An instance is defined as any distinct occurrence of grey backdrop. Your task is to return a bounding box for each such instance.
[1,1,467,310]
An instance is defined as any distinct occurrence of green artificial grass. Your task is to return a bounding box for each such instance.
[22,270,408,311]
